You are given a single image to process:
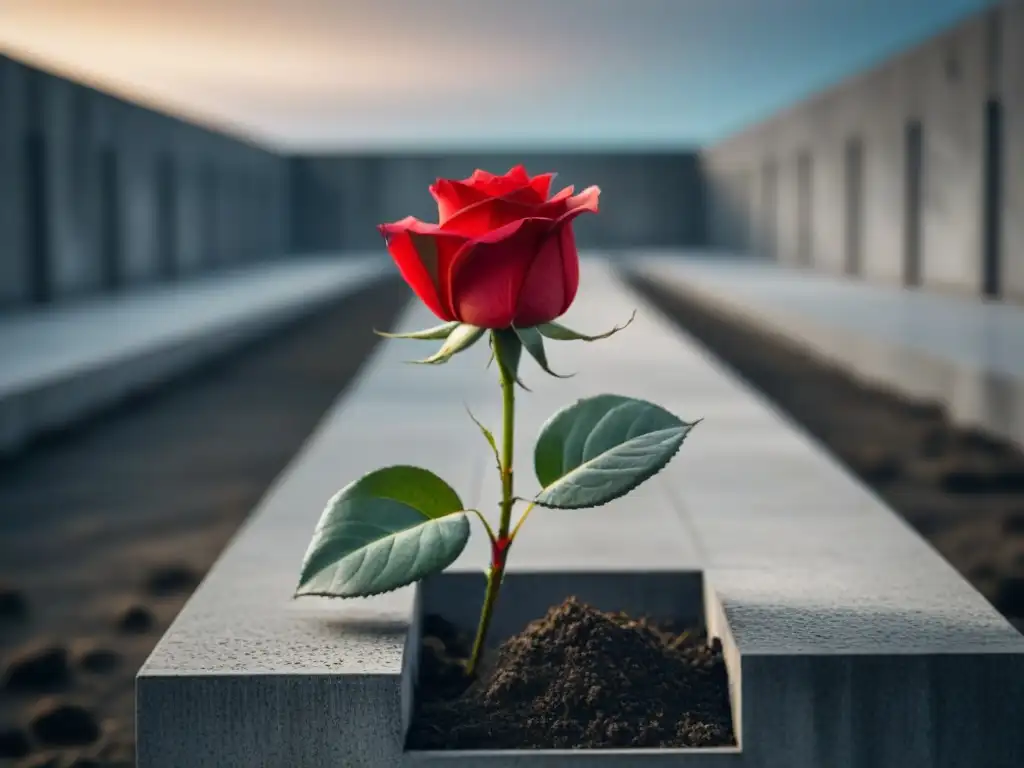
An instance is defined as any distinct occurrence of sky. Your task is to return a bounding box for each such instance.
[0,0,1000,151]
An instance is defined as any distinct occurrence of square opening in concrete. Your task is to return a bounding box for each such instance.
[402,570,742,764]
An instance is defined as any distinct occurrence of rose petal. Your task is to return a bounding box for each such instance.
[378,217,468,320]
[511,188,599,325]
[441,185,576,237]
[530,172,556,202]
[467,168,498,186]
[466,165,535,199]
[513,225,576,327]
[561,185,601,221]
[507,165,530,184]
[429,179,490,224]
[447,218,552,328]
[431,168,561,224]
[560,224,581,316]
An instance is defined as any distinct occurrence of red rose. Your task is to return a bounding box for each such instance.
[378,165,599,329]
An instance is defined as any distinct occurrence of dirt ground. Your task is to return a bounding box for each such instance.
[0,278,409,768]
[628,273,1024,632]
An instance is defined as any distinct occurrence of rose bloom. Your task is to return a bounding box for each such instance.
[378,166,599,329]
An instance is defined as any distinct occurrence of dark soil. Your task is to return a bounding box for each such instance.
[407,597,735,750]
[0,277,409,767]
[628,273,1024,629]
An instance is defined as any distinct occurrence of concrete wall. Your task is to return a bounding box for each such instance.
[0,54,290,310]
[288,152,704,253]
[703,1,1021,303]
[3,59,701,310]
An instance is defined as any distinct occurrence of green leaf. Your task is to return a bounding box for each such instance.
[411,324,485,365]
[491,329,530,391]
[375,321,460,340]
[514,326,573,379]
[296,466,470,598]
[533,395,699,510]
[465,406,500,470]
[537,310,637,342]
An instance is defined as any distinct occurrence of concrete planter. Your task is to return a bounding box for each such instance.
[138,262,1024,768]
[404,570,741,766]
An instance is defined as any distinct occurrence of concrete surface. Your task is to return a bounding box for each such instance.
[288,153,704,252]
[0,255,390,455]
[138,257,1024,767]
[702,0,1023,303]
[629,251,1024,450]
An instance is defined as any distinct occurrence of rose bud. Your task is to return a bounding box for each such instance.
[378,165,599,329]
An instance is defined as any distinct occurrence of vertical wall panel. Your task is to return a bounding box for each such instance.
[0,57,30,306]
[1001,2,1024,301]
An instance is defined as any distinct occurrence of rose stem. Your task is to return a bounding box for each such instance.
[465,335,516,676]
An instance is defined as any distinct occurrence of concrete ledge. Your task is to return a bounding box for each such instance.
[138,258,1024,767]
[0,255,390,455]
[627,251,1024,449]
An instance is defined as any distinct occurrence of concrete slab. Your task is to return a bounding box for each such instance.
[629,251,1024,449]
[138,257,1024,767]
[0,255,391,455]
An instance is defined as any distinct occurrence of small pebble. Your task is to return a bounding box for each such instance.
[116,604,154,634]
[2,644,71,692]
[30,701,100,748]
[144,563,200,597]
[0,583,28,621]
[77,647,121,675]
[0,725,31,758]
[1003,511,1024,535]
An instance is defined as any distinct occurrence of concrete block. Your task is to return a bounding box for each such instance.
[138,259,1024,767]
[153,140,179,279]
[171,139,206,275]
[87,91,127,292]
[119,104,161,284]
[858,60,906,285]
[214,161,236,265]
[917,16,988,294]
[33,75,105,298]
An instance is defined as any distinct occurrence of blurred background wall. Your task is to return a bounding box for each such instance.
[1,0,1021,309]
[703,1,1023,301]
[0,57,289,306]
[288,153,703,252]
[0,52,702,309]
